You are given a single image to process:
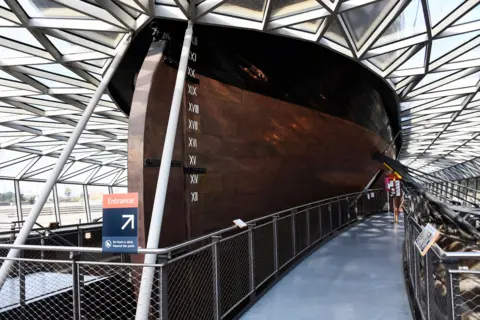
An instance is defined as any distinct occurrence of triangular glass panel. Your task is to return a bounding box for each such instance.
[62,161,94,178]
[290,18,323,34]
[214,0,267,22]
[69,30,123,47]
[63,167,97,183]
[0,18,16,27]
[0,27,43,48]
[415,70,456,88]
[368,47,409,70]
[323,18,348,47]
[451,45,480,63]
[0,158,32,178]
[17,0,92,19]
[398,47,425,70]
[31,64,84,80]
[454,5,480,26]
[430,71,480,92]
[0,45,31,58]
[85,59,108,68]
[30,75,75,88]
[46,35,93,55]
[340,0,398,49]
[26,156,57,174]
[270,0,322,20]
[373,0,426,48]
[389,77,406,84]
[430,31,480,62]
[428,0,462,27]
[0,70,20,81]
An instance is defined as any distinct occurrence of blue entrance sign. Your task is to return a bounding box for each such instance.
[102,193,139,253]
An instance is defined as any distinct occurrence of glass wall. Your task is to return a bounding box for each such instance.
[87,185,109,221]
[20,181,56,227]
[0,180,17,231]
[0,178,127,228]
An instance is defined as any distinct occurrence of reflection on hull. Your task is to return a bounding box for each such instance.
[126,22,398,248]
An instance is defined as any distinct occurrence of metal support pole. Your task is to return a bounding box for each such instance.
[53,185,61,225]
[83,185,91,222]
[212,236,221,320]
[248,224,256,298]
[136,22,194,320]
[14,180,22,222]
[272,216,278,274]
[0,35,131,288]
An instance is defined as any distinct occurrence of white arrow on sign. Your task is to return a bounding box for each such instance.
[121,214,135,230]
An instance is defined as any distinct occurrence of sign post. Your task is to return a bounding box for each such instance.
[415,223,440,256]
[102,193,139,254]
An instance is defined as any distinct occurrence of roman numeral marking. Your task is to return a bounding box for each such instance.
[191,192,198,202]
[188,102,199,114]
[188,119,198,131]
[187,67,195,78]
[188,85,197,96]
[188,137,197,148]
[189,155,196,165]
[190,174,199,184]
[191,36,198,46]
[189,52,197,62]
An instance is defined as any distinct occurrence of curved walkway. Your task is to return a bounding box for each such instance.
[241,213,412,320]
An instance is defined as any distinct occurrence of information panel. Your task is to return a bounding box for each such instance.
[415,223,440,256]
[102,193,139,254]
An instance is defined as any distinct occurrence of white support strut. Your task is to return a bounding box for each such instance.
[135,21,194,319]
[0,35,132,288]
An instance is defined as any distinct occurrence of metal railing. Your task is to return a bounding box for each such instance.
[404,205,480,320]
[0,189,385,319]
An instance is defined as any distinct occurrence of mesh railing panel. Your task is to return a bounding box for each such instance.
[0,258,74,320]
[253,223,274,287]
[320,204,331,236]
[167,247,215,320]
[277,216,293,268]
[309,208,321,243]
[295,211,308,253]
[428,251,449,320]
[331,202,340,230]
[218,233,249,316]
[453,272,480,320]
[340,199,348,226]
[80,263,149,319]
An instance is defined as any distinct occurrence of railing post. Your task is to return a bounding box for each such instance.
[425,252,431,320]
[19,250,26,320]
[72,253,81,320]
[291,210,296,256]
[247,224,256,298]
[306,207,311,246]
[211,236,221,320]
[445,262,459,320]
[272,216,279,275]
[158,258,168,320]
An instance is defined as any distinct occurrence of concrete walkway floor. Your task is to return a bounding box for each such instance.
[241,213,412,320]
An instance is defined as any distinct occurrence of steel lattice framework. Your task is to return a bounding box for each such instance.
[1,0,480,184]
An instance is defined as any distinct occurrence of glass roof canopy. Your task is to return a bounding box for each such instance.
[1,0,480,184]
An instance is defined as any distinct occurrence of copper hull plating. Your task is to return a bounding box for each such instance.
[126,25,398,248]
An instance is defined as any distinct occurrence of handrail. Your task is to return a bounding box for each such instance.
[0,189,382,255]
